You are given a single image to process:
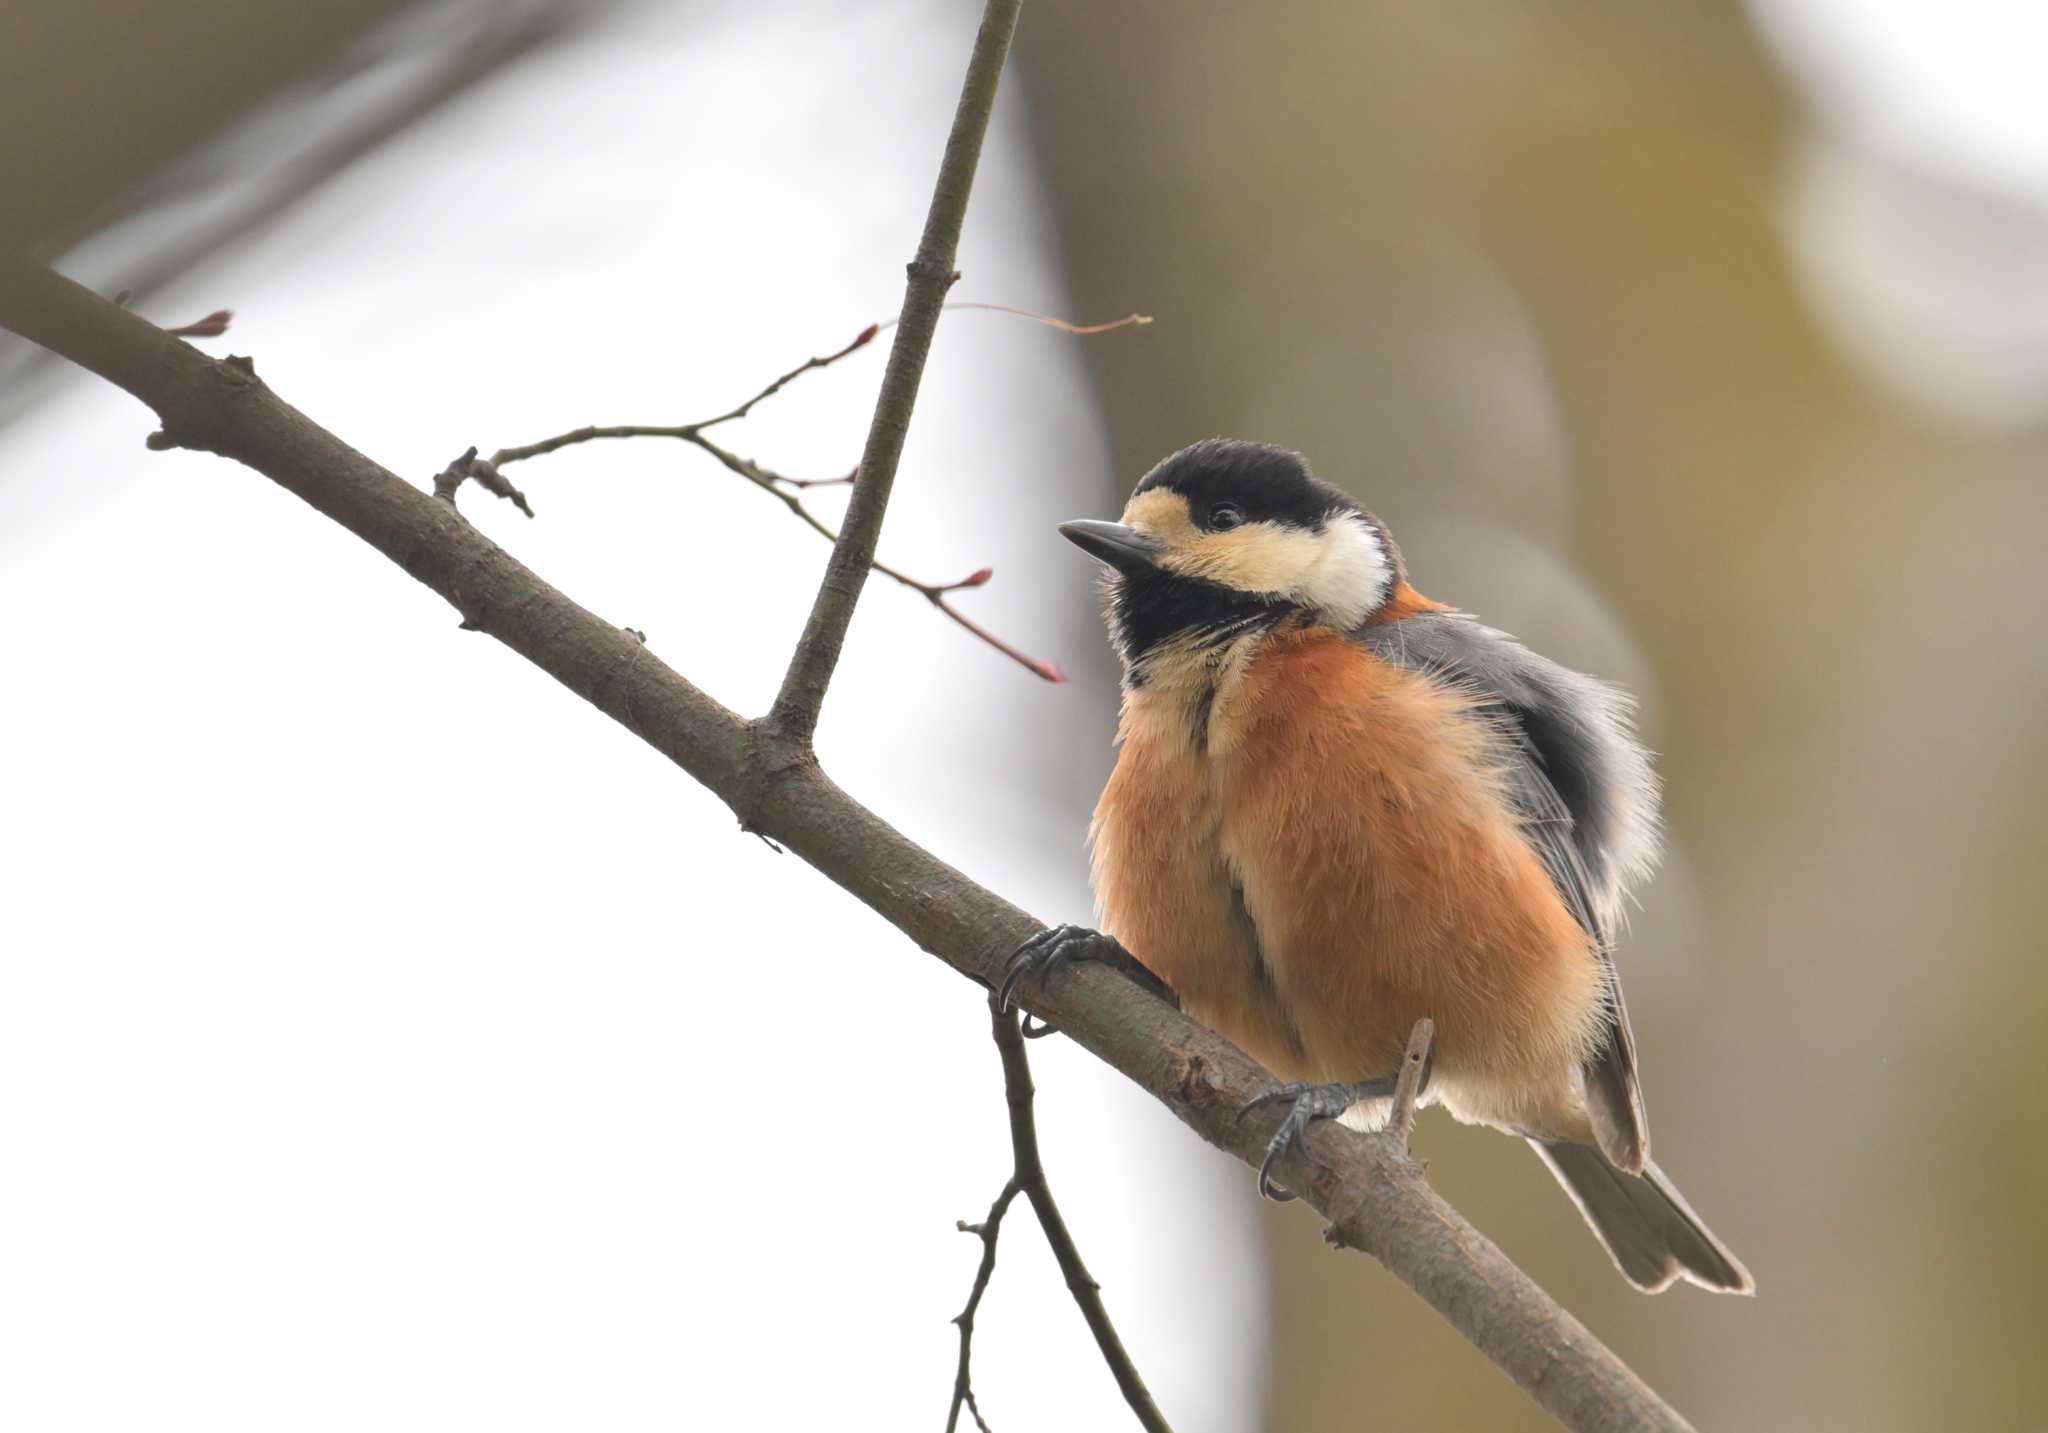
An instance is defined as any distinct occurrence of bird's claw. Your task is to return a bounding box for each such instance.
[998,925,1174,1030]
[1000,923,1098,1014]
[1237,1076,1398,1202]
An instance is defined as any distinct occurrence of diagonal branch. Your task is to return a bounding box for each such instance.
[0,257,1697,1433]
[767,0,1025,749]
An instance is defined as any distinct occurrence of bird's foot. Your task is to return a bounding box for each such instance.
[998,924,1176,1037]
[1237,1076,1401,1202]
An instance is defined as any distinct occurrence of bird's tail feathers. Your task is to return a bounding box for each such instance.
[1531,1140,1754,1295]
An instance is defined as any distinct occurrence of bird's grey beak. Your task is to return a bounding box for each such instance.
[1058,519,1164,573]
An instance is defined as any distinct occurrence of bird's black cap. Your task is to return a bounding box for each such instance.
[1134,439,1359,532]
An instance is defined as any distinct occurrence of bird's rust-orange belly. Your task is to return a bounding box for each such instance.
[1091,625,1603,1124]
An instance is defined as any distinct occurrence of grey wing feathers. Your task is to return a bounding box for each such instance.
[1356,611,1660,1171]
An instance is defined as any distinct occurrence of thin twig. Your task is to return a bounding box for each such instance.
[768,0,1026,747]
[487,422,699,468]
[484,320,881,469]
[988,997,1172,1432]
[478,337,1067,680]
[693,323,879,432]
[482,297,1152,474]
[771,467,856,490]
[892,302,1151,336]
[1386,1017,1435,1152]
[709,444,1071,682]
[947,1176,1023,1433]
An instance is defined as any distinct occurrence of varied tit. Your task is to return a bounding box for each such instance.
[1004,438,1751,1296]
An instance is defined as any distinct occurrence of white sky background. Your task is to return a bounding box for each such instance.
[0,3,1262,1429]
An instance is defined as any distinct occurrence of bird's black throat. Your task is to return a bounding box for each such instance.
[1108,566,1296,683]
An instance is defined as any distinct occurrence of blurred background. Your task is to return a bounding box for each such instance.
[2,2,2043,1429]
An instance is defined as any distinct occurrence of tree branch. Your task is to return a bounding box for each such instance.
[0,255,1696,1433]
[767,0,1024,748]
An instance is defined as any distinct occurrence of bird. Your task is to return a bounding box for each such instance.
[1002,438,1752,1295]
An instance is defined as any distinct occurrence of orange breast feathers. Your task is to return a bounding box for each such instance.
[1090,624,1606,1110]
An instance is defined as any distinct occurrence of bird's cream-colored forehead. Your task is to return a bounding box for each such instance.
[1120,489,1197,541]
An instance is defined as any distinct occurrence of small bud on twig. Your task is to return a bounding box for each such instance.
[167,310,234,339]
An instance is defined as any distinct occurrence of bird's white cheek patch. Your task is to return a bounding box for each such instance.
[1293,514,1390,628]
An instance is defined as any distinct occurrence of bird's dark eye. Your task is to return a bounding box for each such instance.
[1208,502,1245,531]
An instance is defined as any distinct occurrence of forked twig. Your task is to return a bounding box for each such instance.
[948,997,1172,1432]
[946,1176,1023,1433]
[458,297,1146,683]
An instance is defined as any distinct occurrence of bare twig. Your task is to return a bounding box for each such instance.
[767,0,1026,747]
[945,999,1169,1430]
[768,467,856,491]
[947,1176,1023,1433]
[988,998,1171,1430]
[477,332,1066,681]
[694,323,879,432]
[487,422,700,468]
[483,319,881,470]
[1387,1017,1436,1152]
[906,302,1152,336]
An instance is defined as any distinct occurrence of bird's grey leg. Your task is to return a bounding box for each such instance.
[1238,1036,1436,1201]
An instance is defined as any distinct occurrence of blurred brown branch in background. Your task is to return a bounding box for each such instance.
[0,4,575,437]
[0,2,1699,1429]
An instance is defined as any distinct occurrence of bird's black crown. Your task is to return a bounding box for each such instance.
[1134,439,1361,533]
